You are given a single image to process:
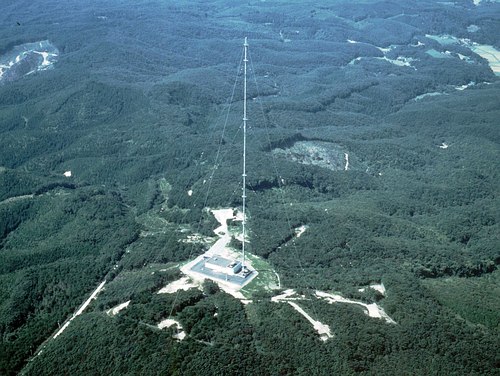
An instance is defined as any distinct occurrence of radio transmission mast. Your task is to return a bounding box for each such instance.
[242,36,249,272]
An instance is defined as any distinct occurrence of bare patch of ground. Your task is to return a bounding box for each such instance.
[270,289,333,340]
[180,233,214,245]
[294,225,308,238]
[315,291,396,324]
[272,141,346,171]
[358,283,386,296]
[288,302,333,341]
[157,276,199,294]
[158,318,186,340]
[271,289,302,302]
[106,300,130,316]
[271,288,395,341]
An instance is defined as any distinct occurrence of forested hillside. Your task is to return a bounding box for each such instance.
[0,0,499,375]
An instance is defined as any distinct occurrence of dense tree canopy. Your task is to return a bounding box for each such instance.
[1,0,499,374]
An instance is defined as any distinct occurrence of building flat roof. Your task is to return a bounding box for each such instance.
[205,256,232,268]
[188,255,253,287]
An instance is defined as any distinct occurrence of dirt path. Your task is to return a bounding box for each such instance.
[52,280,107,340]
[288,301,333,341]
[271,288,396,341]
[272,289,332,341]
[315,291,396,324]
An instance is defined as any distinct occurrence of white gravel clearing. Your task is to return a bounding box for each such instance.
[158,318,186,340]
[271,289,333,341]
[212,208,234,235]
[271,287,396,342]
[271,289,302,302]
[288,302,333,341]
[157,276,198,294]
[106,301,130,316]
[295,225,308,238]
[369,283,386,295]
[315,291,396,324]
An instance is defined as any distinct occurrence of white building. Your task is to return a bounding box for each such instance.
[204,255,242,275]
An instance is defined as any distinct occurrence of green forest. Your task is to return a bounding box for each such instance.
[0,0,499,375]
